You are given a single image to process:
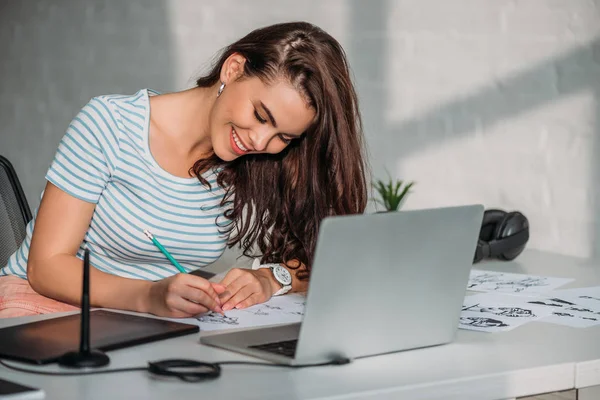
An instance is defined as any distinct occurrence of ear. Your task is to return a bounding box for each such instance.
[219,53,247,84]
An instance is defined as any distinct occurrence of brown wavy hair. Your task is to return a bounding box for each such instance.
[192,21,368,279]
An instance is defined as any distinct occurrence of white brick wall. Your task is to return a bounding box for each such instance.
[364,0,600,259]
[1,0,599,264]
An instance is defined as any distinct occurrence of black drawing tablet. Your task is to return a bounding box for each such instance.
[0,310,199,365]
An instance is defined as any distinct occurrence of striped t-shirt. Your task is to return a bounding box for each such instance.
[2,89,231,281]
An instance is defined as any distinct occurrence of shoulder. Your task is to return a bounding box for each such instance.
[71,89,149,133]
[78,89,156,147]
[90,89,150,126]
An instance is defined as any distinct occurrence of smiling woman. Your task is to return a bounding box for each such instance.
[211,75,313,159]
[0,21,368,318]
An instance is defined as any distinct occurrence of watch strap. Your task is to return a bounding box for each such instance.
[273,286,292,296]
[251,259,292,296]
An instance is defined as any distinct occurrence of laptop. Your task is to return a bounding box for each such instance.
[201,204,484,365]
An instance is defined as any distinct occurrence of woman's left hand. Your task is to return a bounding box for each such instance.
[218,268,278,311]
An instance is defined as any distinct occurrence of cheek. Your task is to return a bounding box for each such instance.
[266,141,288,154]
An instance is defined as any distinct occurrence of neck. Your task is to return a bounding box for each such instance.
[151,85,217,159]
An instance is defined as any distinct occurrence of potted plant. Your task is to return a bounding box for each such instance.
[372,171,415,212]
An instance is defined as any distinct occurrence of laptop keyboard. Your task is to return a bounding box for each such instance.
[249,339,298,357]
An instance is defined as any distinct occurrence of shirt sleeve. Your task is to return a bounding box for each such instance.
[45,97,120,203]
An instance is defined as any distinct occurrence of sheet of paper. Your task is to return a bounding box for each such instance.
[550,286,600,308]
[173,293,307,332]
[459,293,554,332]
[467,270,574,294]
[525,287,600,328]
[540,311,600,328]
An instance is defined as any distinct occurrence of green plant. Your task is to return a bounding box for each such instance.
[372,172,415,212]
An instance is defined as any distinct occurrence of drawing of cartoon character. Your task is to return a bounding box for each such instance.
[460,316,509,328]
[462,304,535,317]
[197,312,240,325]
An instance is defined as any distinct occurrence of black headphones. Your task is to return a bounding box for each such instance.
[473,209,530,263]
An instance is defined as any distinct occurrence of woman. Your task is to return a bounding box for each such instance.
[0,21,368,318]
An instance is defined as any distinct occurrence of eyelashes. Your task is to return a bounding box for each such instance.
[254,109,292,145]
[254,110,267,124]
[278,134,292,144]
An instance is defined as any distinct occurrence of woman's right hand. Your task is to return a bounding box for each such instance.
[145,274,226,318]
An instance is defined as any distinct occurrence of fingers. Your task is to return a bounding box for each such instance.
[220,268,244,286]
[211,282,227,294]
[178,284,223,314]
[215,268,272,311]
[222,285,255,311]
[218,275,245,306]
[166,295,210,317]
[235,293,263,309]
[180,274,221,306]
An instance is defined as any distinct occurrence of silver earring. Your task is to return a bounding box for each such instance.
[217,82,225,97]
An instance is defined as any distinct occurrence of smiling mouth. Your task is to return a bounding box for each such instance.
[230,126,250,154]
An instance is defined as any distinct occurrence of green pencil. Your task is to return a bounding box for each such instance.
[143,229,187,274]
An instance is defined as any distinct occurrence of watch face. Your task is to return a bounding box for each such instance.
[273,265,292,286]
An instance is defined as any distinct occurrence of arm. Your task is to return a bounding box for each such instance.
[27,97,223,318]
[27,182,224,317]
[27,182,152,312]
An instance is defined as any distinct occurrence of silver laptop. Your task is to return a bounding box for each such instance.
[201,204,484,365]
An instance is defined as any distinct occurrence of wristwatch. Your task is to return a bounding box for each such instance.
[251,259,292,296]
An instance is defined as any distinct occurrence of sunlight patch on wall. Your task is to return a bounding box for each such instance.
[395,92,596,258]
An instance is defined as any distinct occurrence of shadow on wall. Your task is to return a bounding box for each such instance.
[347,0,600,257]
[0,0,175,209]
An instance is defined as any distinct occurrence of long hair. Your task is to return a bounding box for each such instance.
[192,22,368,279]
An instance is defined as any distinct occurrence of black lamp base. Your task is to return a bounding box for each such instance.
[57,350,110,368]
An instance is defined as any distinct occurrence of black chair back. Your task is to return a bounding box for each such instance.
[0,156,32,268]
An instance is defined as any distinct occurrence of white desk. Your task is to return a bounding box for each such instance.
[0,249,599,400]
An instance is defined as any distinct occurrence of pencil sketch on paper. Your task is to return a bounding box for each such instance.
[567,306,595,313]
[526,298,600,316]
[468,270,573,294]
[580,295,600,302]
[462,304,536,317]
[459,316,509,328]
[553,311,598,321]
[197,312,240,325]
[468,273,549,293]
[528,298,576,308]
[243,304,283,316]
[554,312,575,317]
[189,292,307,331]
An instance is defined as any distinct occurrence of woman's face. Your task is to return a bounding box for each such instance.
[209,73,315,162]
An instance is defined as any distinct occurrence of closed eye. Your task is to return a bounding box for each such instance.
[278,134,292,144]
[254,110,267,124]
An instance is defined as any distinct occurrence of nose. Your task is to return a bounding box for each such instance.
[248,128,271,152]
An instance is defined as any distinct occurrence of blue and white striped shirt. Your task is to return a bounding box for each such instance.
[2,89,230,281]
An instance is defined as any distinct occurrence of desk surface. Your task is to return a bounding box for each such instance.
[0,249,599,400]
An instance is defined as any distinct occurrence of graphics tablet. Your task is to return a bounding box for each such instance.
[0,310,198,365]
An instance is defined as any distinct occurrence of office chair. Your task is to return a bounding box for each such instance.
[0,156,32,268]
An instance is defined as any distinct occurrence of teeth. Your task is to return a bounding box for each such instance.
[232,128,248,152]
